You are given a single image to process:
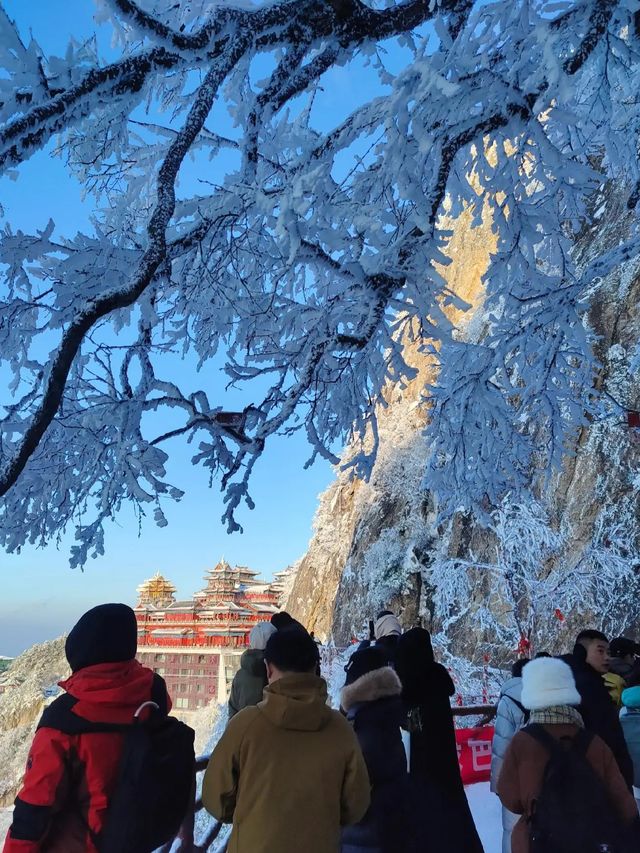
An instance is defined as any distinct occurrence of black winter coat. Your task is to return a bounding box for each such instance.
[395,628,484,853]
[340,667,419,853]
[374,634,400,668]
[562,651,634,788]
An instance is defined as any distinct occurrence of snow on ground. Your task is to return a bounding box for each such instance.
[0,783,503,850]
[467,782,502,852]
[204,781,503,851]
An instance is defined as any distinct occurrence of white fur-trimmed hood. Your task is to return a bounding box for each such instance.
[340,666,402,712]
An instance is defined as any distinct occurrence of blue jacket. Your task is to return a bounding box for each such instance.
[490,676,525,793]
[620,685,640,788]
[340,667,417,853]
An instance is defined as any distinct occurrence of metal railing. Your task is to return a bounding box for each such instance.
[161,704,496,852]
[157,757,224,853]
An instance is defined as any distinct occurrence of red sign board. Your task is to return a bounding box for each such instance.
[456,726,494,785]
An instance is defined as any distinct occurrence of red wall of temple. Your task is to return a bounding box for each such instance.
[134,567,280,710]
[138,650,221,710]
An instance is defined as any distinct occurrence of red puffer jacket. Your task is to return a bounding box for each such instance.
[3,659,171,853]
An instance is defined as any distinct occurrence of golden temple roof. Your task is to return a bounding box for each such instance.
[136,572,177,608]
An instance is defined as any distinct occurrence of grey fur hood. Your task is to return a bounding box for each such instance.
[340,666,402,712]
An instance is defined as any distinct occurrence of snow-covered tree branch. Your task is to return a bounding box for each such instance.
[430,497,639,656]
[1,0,640,563]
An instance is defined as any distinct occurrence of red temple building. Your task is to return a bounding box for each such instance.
[135,559,281,711]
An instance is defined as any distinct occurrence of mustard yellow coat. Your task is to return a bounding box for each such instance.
[202,673,371,853]
[604,671,626,709]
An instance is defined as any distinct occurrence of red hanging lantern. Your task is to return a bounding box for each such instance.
[627,410,640,428]
[516,635,531,657]
[554,608,565,622]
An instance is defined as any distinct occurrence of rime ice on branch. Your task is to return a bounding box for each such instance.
[1,1,640,562]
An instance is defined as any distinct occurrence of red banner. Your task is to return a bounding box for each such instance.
[455,726,494,785]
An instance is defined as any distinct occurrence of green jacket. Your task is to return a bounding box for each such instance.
[228,648,268,719]
[204,673,371,853]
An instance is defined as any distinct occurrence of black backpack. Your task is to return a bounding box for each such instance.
[524,724,625,853]
[39,676,196,853]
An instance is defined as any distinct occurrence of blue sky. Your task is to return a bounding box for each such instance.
[0,0,421,656]
[0,0,336,655]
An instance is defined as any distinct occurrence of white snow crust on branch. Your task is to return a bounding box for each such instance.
[429,496,639,655]
[1,0,640,564]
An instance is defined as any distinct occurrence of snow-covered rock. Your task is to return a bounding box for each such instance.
[0,807,13,846]
[0,637,68,807]
[288,185,640,670]
[288,199,497,644]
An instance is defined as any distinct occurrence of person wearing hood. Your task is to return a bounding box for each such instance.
[497,657,638,853]
[3,603,172,853]
[491,659,529,853]
[340,646,418,853]
[394,627,484,853]
[620,673,640,813]
[203,627,370,853]
[228,621,276,719]
[372,611,402,665]
[562,629,634,787]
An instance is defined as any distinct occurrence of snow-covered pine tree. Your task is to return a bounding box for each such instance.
[1,1,640,563]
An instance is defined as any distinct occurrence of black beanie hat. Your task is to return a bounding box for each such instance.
[65,603,138,673]
[609,637,640,658]
[344,646,388,686]
[264,625,319,673]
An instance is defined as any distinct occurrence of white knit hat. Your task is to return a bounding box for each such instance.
[521,657,581,710]
[374,613,402,639]
[249,621,276,650]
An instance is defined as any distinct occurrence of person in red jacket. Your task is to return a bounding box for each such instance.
[3,603,171,853]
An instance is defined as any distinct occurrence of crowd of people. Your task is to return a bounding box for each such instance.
[3,605,640,852]
[491,630,640,853]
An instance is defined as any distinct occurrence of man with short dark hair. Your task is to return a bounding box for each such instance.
[563,629,634,787]
[202,628,370,853]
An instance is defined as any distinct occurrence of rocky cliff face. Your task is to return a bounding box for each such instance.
[288,199,498,641]
[289,188,640,662]
[0,638,68,807]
